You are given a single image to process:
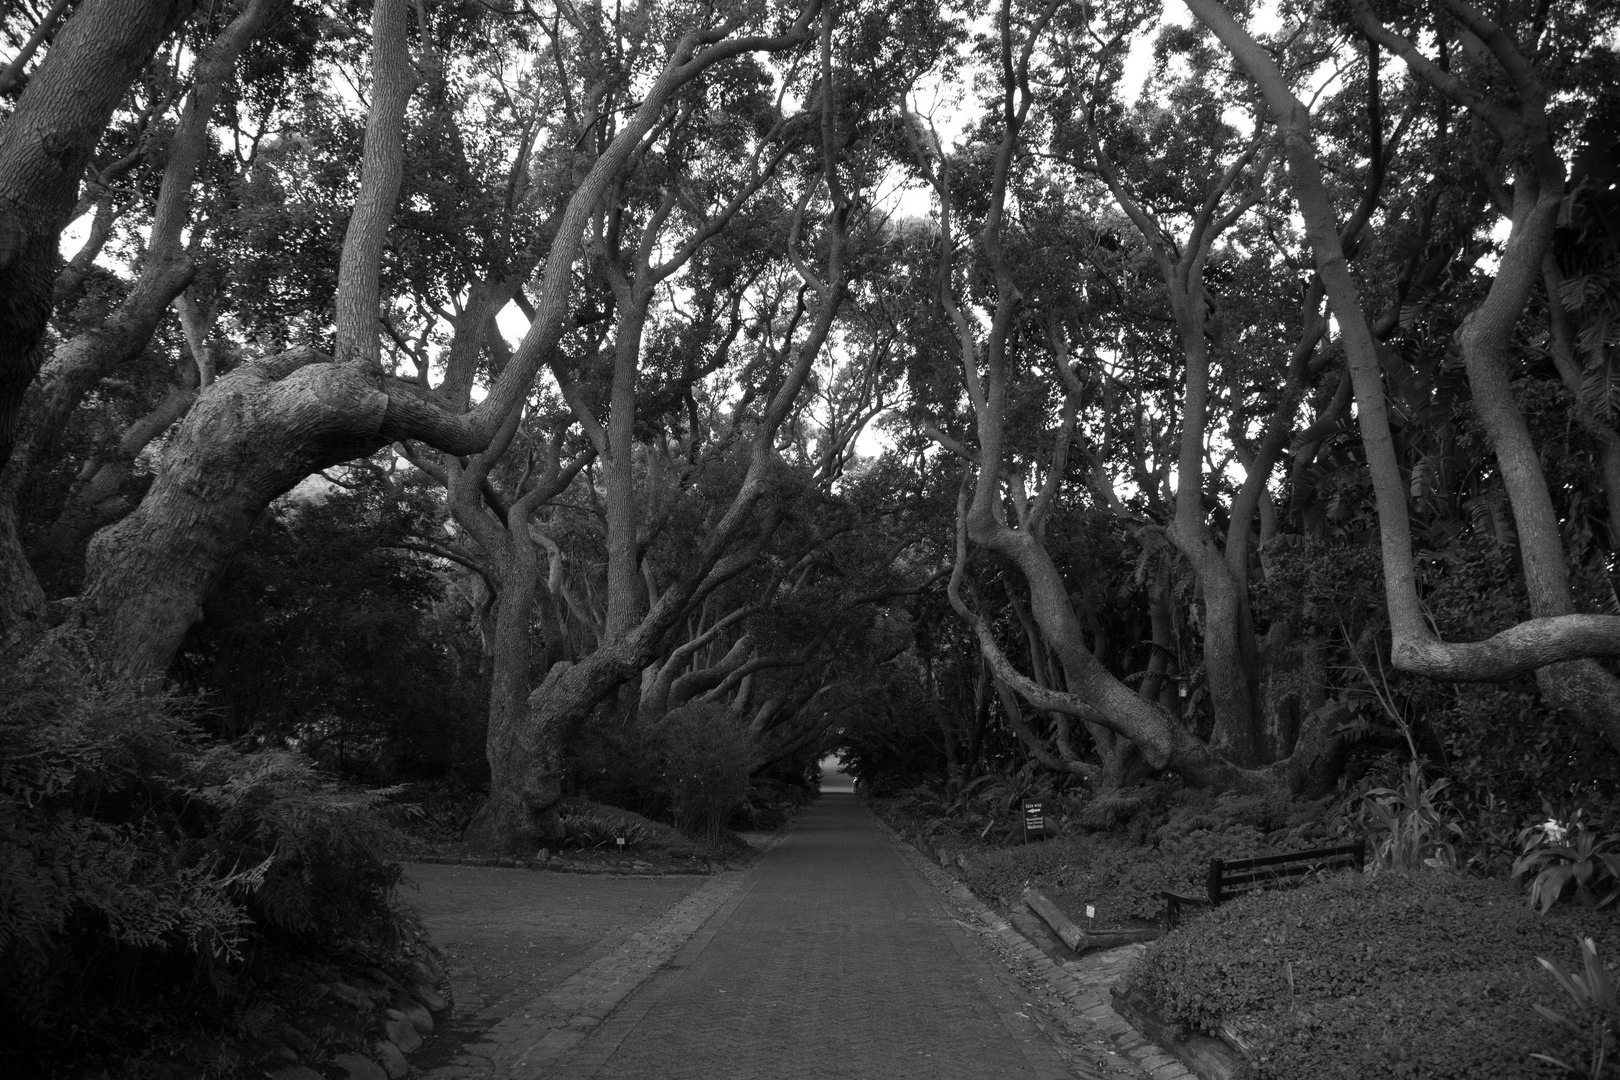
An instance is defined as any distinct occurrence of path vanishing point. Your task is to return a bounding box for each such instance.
[412,782,1173,1080]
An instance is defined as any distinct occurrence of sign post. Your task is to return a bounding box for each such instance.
[1022,800,1046,843]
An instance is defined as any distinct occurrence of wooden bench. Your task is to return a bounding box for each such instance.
[1161,839,1366,929]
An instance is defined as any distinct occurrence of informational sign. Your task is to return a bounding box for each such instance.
[1022,800,1046,842]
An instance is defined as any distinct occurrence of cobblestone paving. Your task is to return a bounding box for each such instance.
[546,794,1124,1080]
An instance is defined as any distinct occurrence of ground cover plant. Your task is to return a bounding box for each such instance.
[545,798,703,861]
[1133,870,1620,1080]
[872,780,1341,924]
[869,760,1620,1077]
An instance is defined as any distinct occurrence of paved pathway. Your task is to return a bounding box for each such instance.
[547,793,1083,1080]
[403,863,709,1058]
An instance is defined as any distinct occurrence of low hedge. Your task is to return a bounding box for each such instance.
[1135,869,1620,1079]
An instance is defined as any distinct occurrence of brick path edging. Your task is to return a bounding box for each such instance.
[870,813,1198,1080]
[408,853,714,876]
[416,830,793,1079]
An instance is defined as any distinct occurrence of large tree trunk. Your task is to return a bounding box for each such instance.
[464,542,545,852]
[72,351,390,681]
[1189,0,1620,753]
[1164,308,1265,765]
[604,303,651,642]
[473,256,842,845]
[1455,176,1620,745]
[0,0,200,639]
[1178,528,1263,762]
[1,0,272,626]
[968,511,1257,788]
[0,0,195,468]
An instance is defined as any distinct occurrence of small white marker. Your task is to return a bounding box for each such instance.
[1086,905,1095,919]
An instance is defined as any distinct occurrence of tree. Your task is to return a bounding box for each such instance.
[0,0,199,639]
[1186,0,1620,754]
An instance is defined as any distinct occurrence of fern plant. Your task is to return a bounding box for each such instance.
[1,638,412,1067]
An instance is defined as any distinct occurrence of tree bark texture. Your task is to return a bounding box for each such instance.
[0,0,273,637]
[74,351,389,681]
[0,498,45,645]
[604,303,651,642]
[0,0,195,467]
[463,541,544,852]
[1187,0,1620,752]
[333,0,411,367]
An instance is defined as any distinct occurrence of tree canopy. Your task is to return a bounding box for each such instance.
[2,0,1618,851]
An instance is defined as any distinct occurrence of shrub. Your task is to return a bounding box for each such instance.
[1135,870,1620,1079]
[553,809,650,851]
[652,703,754,846]
[0,639,410,1072]
[1516,811,1620,913]
[1360,760,1464,871]
[1073,779,1180,839]
[882,786,1338,924]
[729,777,817,831]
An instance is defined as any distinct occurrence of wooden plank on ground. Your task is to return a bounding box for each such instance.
[1023,888,1086,950]
[1024,888,1165,951]
[1080,927,1164,948]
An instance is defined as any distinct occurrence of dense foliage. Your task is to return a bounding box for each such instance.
[175,475,489,787]
[1135,871,1619,1080]
[4,0,1620,1070]
[0,642,416,1075]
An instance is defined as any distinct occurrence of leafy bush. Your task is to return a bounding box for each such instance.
[545,797,704,860]
[0,640,411,1071]
[1516,811,1620,914]
[553,809,650,851]
[1135,869,1620,1080]
[176,476,490,787]
[1360,761,1464,871]
[1073,779,1180,840]
[652,703,754,846]
[729,777,817,831]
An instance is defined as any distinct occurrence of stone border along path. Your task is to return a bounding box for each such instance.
[415,799,1193,1080]
[870,815,1198,1080]
[416,835,788,1080]
[410,853,716,875]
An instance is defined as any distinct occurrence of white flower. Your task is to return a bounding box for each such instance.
[1542,818,1568,844]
